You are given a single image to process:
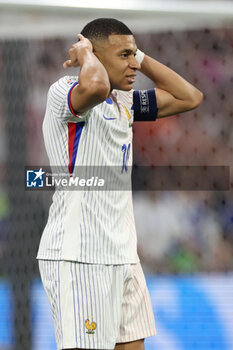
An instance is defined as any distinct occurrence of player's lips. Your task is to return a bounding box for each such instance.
[126,75,136,83]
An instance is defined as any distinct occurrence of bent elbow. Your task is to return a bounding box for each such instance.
[95,82,110,101]
[190,89,204,109]
[89,81,110,102]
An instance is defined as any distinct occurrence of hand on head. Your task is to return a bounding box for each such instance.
[63,34,93,68]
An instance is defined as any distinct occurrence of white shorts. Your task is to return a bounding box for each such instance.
[38,260,156,350]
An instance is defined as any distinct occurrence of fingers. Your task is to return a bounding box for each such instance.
[78,33,84,41]
[63,60,71,68]
[63,34,89,69]
[63,59,79,69]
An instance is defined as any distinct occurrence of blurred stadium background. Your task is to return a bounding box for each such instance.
[0,0,233,349]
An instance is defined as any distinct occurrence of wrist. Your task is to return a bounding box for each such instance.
[135,49,145,65]
[78,48,94,65]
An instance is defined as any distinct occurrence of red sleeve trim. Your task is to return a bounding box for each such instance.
[67,81,79,118]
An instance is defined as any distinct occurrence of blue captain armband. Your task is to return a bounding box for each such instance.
[133,89,158,121]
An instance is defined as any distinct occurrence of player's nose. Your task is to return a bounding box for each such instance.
[129,55,141,70]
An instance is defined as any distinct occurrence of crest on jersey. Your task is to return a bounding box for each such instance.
[85,317,97,334]
[66,79,74,85]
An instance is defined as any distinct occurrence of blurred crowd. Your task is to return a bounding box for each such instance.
[134,191,233,274]
[0,27,232,275]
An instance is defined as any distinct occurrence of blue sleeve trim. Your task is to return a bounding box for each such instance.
[133,89,157,122]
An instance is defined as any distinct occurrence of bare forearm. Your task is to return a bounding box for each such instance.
[140,54,203,110]
[78,49,110,92]
[141,55,202,102]
[65,35,111,113]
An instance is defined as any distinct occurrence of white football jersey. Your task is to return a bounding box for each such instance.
[37,76,139,264]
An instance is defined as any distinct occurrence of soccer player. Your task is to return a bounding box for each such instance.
[37,18,203,350]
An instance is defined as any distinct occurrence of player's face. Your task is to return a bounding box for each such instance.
[94,35,140,91]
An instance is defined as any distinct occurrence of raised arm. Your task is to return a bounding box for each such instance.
[140,54,203,118]
[63,34,111,114]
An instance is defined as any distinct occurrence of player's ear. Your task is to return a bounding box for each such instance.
[92,39,106,62]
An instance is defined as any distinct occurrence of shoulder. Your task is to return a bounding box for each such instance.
[46,75,90,121]
[47,76,79,110]
[50,76,78,94]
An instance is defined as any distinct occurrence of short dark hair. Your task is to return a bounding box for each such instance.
[81,18,133,41]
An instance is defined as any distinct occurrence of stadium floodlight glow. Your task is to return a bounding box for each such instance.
[0,0,233,16]
[1,0,137,10]
[0,0,233,39]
